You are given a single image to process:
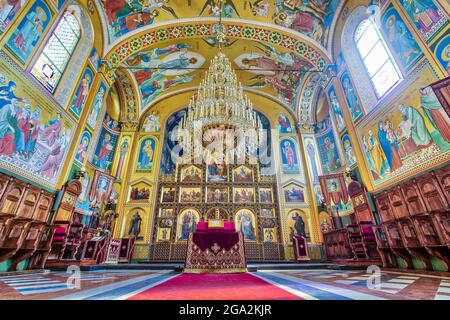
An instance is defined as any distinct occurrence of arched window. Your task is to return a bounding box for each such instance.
[354,18,401,98]
[31,11,81,93]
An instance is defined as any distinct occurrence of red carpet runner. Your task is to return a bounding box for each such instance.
[128,273,301,300]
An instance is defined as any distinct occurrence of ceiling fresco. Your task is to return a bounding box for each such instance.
[97,0,342,48]
[120,38,315,114]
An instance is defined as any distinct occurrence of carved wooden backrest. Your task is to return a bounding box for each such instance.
[417,175,448,212]
[388,188,410,219]
[401,181,426,215]
[434,167,450,207]
[33,193,53,222]
[0,183,25,215]
[375,193,394,222]
[17,188,39,218]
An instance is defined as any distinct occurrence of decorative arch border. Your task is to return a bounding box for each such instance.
[102,20,331,82]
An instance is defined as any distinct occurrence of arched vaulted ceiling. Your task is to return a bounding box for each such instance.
[93,0,344,125]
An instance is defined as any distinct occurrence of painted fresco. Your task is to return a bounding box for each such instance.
[125,45,202,107]
[278,113,293,133]
[89,47,101,71]
[161,109,186,174]
[272,0,340,46]
[100,0,178,41]
[137,137,156,172]
[380,5,423,71]
[207,163,227,182]
[235,209,257,241]
[177,209,200,241]
[287,210,309,239]
[76,165,93,212]
[283,183,305,203]
[315,116,342,174]
[69,66,94,119]
[86,82,107,129]
[98,1,341,47]
[327,85,345,133]
[92,126,119,172]
[358,63,450,189]
[233,165,253,183]
[0,56,74,188]
[303,136,322,184]
[235,47,312,109]
[233,187,255,203]
[342,134,357,168]
[432,33,450,75]
[280,139,300,174]
[341,71,363,123]
[179,187,202,203]
[6,0,53,63]
[0,0,25,32]
[398,0,447,42]
[180,165,202,183]
[75,130,91,163]
[206,187,229,203]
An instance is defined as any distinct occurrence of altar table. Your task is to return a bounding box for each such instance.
[184,227,247,274]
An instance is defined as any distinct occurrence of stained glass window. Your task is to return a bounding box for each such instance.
[31,11,81,93]
[354,19,401,98]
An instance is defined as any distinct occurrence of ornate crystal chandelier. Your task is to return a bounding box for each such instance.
[177,51,264,164]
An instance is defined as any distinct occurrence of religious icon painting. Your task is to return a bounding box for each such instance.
[280,139,300,174]
[233,187,255,203]
[177,209,200,241]
[287,210,309,240]
[159,208,174,217]
[74,130,91,164]
[161,187,176,203]
[0,0,25,33]
[235,209,257,241]
[136,137,156,172]
[6,0,53,64]
[263,228,276,242]
[326,178,341,193]
[179,187,202,203]
[157,228,171,242]
[206,187,229,203]
[129,183,151,202]
[89,171,114,209]
[233,165,253,183]
[69,66,94,119]
[86,82,107,130]
[260,208,274,218]
[207,163,227,182]
[259,188,273,204]
[340,72,364,123]
[283,183,305,203]
[342,134,357,168]
[180,165,202,183]
[278,113,293,134]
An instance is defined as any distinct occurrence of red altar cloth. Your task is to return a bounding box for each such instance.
[184,227,247,273]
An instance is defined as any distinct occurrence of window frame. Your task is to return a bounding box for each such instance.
[354,17,402,99]
[30,11,82,94]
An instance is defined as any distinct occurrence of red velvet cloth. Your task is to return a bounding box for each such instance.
[192,231,240,252]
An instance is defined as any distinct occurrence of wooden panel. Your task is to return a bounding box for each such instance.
[375,192,395,223]
[401,180,427,216]
[388,187,410,219]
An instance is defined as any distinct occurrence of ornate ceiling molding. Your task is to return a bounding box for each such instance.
[102,20,332,83]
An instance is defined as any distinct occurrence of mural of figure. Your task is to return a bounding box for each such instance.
[278,113,293,133]
[41,113,62,147]
[75,133,90,163]
[343,136,357,167]
[0,80,23,109]
[0,0,24,31]
[128,212,142,237]
[41,134,68,179]
[96,133,113,169]
[363,135,378,179]
[324,137,338,172]
[115,139,129,178]
[398,105,432,148]
[200,0,239,18]
[341,74,363,122]
[400,0,443,36]
[70,71,92,117]
[8,2,49,62]
[238,212,256,241]
[0,99,19,155]
[420,86,450,143]
[281,139,299,173]
[383,9,421,68]
[306,140,319,183]
[367,130,387,177]
[137,138,155,171]
[90,177,109,208]
[179,211,197,240]
[87,86,106,129]
[377,120,401,172]
[329,88,345,132]
[292,212,306,238]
